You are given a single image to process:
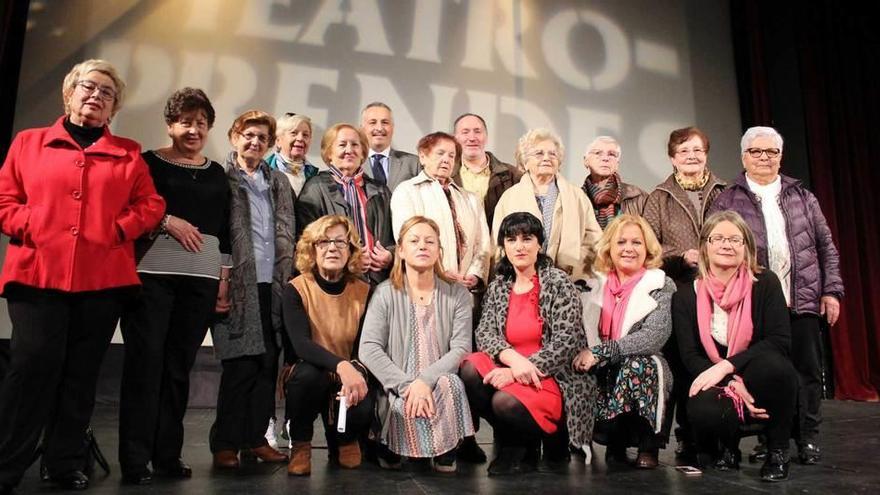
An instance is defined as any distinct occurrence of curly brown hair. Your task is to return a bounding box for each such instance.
[295,215,364,280]
[164,87,215,127]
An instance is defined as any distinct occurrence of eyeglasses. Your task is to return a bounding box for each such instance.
[528,150,559,160]
[316,239,349,250]
[745,147,781,158]
[675,148,706,157]
[237,131,269,144]
[707,234,745,247]
[76,80,117,101]
[588,150,620,159]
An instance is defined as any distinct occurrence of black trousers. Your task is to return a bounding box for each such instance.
[118,274,218,471]
[285,361,374,445]
[687,351,798,452]
[211,283,279,452]
[790,313,823,444]
[0,285,127,486]
[663,332,693,444]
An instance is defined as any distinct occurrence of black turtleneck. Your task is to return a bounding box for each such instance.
[63,118,104,149]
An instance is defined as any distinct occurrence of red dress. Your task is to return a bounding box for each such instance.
[465,281,563,433]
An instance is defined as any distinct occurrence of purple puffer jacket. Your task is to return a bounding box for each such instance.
[709,172,844,315]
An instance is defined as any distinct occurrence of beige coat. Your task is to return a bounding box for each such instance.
[390,171,492,280]
[492,173,601,282]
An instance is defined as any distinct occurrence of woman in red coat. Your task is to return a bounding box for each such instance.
[0,59,165,493]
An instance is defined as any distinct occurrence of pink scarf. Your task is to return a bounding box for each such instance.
[600,268,646,342]
[696,264,754,363]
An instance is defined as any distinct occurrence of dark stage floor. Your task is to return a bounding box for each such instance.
[13,400,880,494]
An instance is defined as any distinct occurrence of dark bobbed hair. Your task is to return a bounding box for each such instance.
[164,87,215,127]
[494,212,553,280]
[416,131,462,159]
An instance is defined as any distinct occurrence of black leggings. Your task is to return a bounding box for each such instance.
[460,361,567,456]
[284,361,374,445]
[687,352,797,452]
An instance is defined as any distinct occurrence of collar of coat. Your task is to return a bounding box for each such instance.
[44,115,128,157]
[732,170,802,193]
[410,170,464,192]
[581,268,667,347]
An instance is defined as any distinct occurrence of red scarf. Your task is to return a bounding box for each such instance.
[600,268,646,342]
[696,264,754,363]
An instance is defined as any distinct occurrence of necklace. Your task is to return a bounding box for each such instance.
[154,151,210,180]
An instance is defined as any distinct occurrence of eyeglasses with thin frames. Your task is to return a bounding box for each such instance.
[316,239,349,250]
[76,80,116,101]
[707,234,745,247]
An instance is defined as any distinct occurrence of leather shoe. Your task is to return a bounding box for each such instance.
[337,441,361,469]
[635,451,659,469]
[798,443,821,465]
[488,447,536,476]
[121,467,153,485]
[760,449,790,482]
[49,470,89,490]
[714,447,741,471]
[213,450,240,469]
[154,459,193,478]
[251,444,288,463]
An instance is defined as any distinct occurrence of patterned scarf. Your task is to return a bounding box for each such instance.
[584,173,622,229]
[441,182,468,268]
[534,178,559,251]
[328,165,375,251]
[674,169,710,191]
[600,268,646,342]
[696,264,754,363]
[274,151,303,175]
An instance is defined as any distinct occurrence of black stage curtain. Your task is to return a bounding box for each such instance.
[0,0,29,163]
[732,0,880,401]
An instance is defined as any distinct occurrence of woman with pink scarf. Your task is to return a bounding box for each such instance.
[672,210,797,482]
[576,214,676,469]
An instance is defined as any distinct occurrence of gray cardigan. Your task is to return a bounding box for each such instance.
[359,276,473,394]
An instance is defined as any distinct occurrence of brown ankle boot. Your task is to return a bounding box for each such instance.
[337,441,362,469]
[287,442,312,476]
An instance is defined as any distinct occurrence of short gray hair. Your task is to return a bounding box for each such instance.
[514,128,565,171]
[276,113,312,139]
[584,135,621,159]
[740,126,784,154]
[62,59,126,118]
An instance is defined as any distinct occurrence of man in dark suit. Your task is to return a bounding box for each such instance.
[360,102,421,192]
[451,113,521,228]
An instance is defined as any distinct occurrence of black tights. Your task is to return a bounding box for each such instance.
[460,362,566,457]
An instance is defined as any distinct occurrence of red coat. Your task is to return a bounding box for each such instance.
[0,116,166,294]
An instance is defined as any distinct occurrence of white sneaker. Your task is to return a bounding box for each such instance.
[265,417,278,448]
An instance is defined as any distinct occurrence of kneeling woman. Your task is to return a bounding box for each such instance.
[283,215,374,475]
[359,216,474,473]
[462,212,596,476]
[576,214,676,469]
[672,211,797,482]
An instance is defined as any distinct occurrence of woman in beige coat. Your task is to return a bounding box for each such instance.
[492,128,601,282]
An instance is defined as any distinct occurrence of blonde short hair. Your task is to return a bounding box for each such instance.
[295,215,364,280]
[389,216,453,290]
[320,123,370,167]
[514,128,565,171]
[697,211,763,279]
[593,214,663,273]
[62,59,126,118]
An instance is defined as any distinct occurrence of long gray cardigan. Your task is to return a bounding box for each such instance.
[476,263,598,448]
[358,276,473,438]
[212,153,295,361]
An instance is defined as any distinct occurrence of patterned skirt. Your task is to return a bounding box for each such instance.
[384,373,474,458]
[595,355,665,432]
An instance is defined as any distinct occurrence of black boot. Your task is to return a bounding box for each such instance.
[760,449,791,482]
[798,442,821,465]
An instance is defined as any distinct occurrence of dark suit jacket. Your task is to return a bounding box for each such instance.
[363,148,421,192]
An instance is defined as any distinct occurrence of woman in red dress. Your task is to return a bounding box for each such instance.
[460,212,596,476]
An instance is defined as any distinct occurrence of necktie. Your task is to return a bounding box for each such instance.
[371,154,387,185]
